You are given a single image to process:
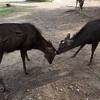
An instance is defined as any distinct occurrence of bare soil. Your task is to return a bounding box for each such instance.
[0,0,100,100]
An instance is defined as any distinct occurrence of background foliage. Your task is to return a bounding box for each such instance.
[26,0,53,2]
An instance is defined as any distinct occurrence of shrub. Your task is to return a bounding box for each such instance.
[26,0,53,2]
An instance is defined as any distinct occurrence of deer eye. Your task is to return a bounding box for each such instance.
[61,40,65,44]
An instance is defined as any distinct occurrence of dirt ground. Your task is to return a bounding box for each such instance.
[0,0,100,100]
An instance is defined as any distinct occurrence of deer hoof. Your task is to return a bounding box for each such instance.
[0,87,5,92]
[0,87,10,92]
[87,62,92,66]
[25,72,30,75]
[27,58,31,61]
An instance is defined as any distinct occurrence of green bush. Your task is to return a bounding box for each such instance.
[26,0,53,2]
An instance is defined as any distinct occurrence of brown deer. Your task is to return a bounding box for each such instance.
[0,23,56,91]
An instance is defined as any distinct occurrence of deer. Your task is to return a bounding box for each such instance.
[76,0,85,10]
[0,23,56,91]
[57,19,100,65]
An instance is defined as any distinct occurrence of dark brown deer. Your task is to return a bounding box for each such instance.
[57,19,100,65]
[76,0,85,10]
[0,23,56,91]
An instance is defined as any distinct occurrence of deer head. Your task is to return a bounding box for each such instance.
[57,33,74,54]
[44,40,56,64]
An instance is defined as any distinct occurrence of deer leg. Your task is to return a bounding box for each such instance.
[76,0,78,9]
[25,52,30,61]
[0,51,7,91]
[71,44,85,58]
[20,50,29,75]
[80,4,83,10]
[80,2,83,10]
[88,42,98,65]
[0,50,3,63]
[0,78,7,92]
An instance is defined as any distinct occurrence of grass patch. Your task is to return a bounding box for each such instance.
[0,8,27,16]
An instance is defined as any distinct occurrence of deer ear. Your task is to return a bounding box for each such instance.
[66,40,74,45]
[65,33,70,40]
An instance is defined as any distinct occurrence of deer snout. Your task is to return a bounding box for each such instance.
[56,50,61,55]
